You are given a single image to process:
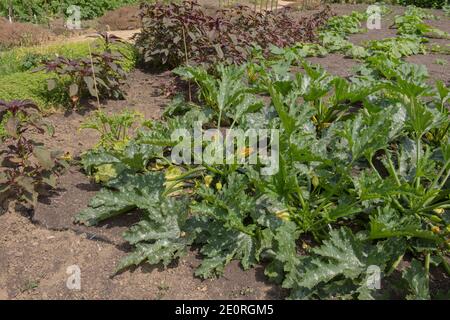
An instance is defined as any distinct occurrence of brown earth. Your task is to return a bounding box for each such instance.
[1,3,449,300]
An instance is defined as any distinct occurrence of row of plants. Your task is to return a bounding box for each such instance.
[0,33,136,212]
[324,0,448,9]
[0,0,140,23]
[0,39,137,76]
[74,6,450,299]
[135,0,333,69]
[299,5,449,61]
[0,35,137,112]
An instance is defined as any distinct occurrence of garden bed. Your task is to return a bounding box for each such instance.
[1,2,449,300]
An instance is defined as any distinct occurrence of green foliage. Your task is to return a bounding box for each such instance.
[173,64,263,126]
[73,6,449,300]
[323,11,367,35]
[0,72,51,109]
[0,40,137,112]
[397,0,447,9]
[0,41,96,76]
[444,3,450,15]
[402,259,430,299]
[367,36,426,59]
[0,0,140,22]
[75,50,450,299]
[80,109,142,150]
[284,229,406,299]
[394,5,449,38]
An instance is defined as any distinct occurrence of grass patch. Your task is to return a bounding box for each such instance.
[0,40,137,108]
[0,72,52,108]
[0,40,138,138]
[0,40,138,76]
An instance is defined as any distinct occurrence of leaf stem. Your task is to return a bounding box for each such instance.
[387,254,404,276]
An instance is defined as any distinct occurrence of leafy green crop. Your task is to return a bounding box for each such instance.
[80,109,142,150]
[395,6,449,38]
[75,50,450,299]
[73,6,450,300]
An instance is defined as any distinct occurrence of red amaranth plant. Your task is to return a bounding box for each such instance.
[136,0,333,69]
[0,99,67,212]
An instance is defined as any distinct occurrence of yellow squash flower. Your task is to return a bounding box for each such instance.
[275,210,290,221]
[60,151,72,161]
[431,226,441,234]
[94,164,118,183]
[204,175,213,188]
[239,147,254,157]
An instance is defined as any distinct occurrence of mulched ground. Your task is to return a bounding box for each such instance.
[0,3,449,300]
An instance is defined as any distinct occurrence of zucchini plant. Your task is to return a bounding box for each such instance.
[75,52,450,299]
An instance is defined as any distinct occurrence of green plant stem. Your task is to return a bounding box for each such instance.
[387,254,404,276]
[385,150,401,186]
[202,163,225,176]
[425,252,430,276]
[368,158,383,181]
[88,43,101,109]
[415,138,421,190]
[439,254,450,276]
[165,166,206,182]
[294,182,307,210]
[417,200,450,213]
[217,108,223,131]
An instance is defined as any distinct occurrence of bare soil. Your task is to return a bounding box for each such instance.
[1,4,449,300]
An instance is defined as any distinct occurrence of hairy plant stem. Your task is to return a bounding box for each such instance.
[181,26,192,102]
[439,254,450,276]
[387,254,404,276]
[88,43,101,110]
[415,137,421,190]
[425,252,430,277]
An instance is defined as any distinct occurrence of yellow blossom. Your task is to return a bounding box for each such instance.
[301,242,311,250]
[204,175,213,188]
[239,147,254,157]
[60,151,72,161]
[431,226,441,234]
[275,210,290,221]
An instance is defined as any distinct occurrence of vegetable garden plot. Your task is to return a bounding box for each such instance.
[0,2,449,300]
[73,4,450,299]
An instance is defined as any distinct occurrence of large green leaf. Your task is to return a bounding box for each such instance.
[75,172,165,226]
[402,259,430,300]
[284,227,405,299]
